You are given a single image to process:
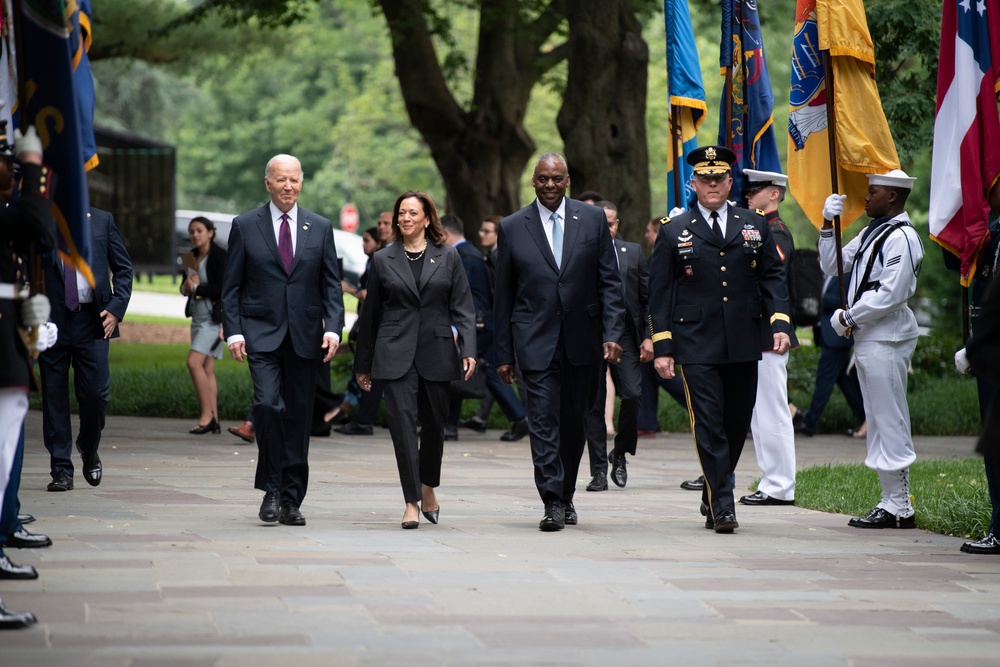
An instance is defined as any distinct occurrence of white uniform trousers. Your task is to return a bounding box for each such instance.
[855,338,917,515]
[749,351,796,501]
[0,389,29,518]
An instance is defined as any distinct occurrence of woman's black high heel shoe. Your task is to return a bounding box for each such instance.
[190,415,220,435]
[421,506,439,524]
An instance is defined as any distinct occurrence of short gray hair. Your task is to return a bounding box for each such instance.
[265,154,304,180]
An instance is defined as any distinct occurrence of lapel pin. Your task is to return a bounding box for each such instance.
[303,223,310,231]
[572,215,578,220]
[430,258,435,264]
[621,247,627,252]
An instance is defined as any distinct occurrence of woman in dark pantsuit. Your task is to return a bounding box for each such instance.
[353,191,476,529]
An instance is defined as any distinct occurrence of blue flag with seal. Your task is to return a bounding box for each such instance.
[665,0,706,211]
[717,0,782,199]
[21,0,94,285]
[71,0,98,171]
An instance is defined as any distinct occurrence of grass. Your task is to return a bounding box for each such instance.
[785,458,992,538]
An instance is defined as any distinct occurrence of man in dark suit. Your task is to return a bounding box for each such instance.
[39,207,133,492]
[222,154,344,527]
[494,152,626,531]
[441,215,528,441]
[649,145,792,534]
[583,201,652,491]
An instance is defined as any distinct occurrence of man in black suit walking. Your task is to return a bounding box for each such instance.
[222,154,344,526]
[40,207,133,492]
[494,152,626,531]
[649,145,792,534]
[583,201,652,491]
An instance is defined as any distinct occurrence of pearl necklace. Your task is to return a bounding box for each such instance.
[404,239,427,261]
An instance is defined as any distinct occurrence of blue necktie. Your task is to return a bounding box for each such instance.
[64,261,80,310]
[551,212,563,269]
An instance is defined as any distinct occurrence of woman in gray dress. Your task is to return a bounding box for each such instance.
[181,216,228,434]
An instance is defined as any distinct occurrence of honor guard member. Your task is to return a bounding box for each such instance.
[649,145,792,533]
[741,168,798,507]
[819,169,923,529]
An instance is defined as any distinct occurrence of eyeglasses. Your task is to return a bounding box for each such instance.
[479,228,496,235]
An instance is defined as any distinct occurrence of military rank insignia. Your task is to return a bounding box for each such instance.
[684,265,694,277]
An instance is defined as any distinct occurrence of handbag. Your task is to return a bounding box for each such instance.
[449,359,487,399]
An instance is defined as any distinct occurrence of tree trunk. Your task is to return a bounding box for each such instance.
[557,0,650,243]
[379,0,566,238]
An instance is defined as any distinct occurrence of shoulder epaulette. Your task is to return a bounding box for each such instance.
[660,216,671,225]
[755,208,765,216]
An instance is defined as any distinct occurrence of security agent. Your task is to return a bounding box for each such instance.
[648,145,792,533]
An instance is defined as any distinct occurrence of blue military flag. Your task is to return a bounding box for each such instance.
[21,0,94,284]
[71,0,98,171]
[718,0,782,198]
[665,0,706,210]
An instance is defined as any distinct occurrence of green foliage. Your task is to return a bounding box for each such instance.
[792,458,992,538]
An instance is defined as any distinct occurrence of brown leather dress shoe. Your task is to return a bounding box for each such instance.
[228,421,256,444]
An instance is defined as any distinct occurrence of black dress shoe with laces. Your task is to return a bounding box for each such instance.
[258,491,279,523]
[586,472,608,492]
[6,529,52,549]
[278,502,306,526]
[0,599,37,629]
[81,451,102,487]
[847,507,916,529]
[539,500,565,532]
[961,533,1000,554]
[610,451,628,488]
[46,473,73,492]
[713,509,739,533]
[0,555,38,580]
[459,417,487,433]
[564,502,578,525]
[680,475,705,491]
[739,490,794,506]
[335,421,374,436]
[500,418,529,442]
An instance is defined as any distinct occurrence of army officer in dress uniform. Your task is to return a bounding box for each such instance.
[648,145,792,533]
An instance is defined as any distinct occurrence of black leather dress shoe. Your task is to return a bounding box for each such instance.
[961,533,1000,554]
[792,412,815,437]
[0,555,38,580]
[258,491,279,523]
[421,505,440,524]
[739,490,794,506]
[680,475,705,491]
[81,451,102,487]
[459,417,487,433]
[17,514,34,525]
[335,421,374,436]
[713,509,739,533]
[539,500,565,532]
[6,529,52,549]
[847,507,916,529]
[443,425,459,441]
[278,502,306,526]
[586,472,608,492]
[610,451,628,488]
[500,418,529,442]
[46,474,73,492]
[564,502,578,525]
[700,501,709,516]
[0,599,37,629]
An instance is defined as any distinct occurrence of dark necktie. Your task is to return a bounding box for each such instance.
[278,213,293,274]
[64,261,80,310]
[710,211,723,241]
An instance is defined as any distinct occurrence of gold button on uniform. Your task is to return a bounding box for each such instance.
[720,266,726,272]
[722,281,728,287]
[723,297,729,302]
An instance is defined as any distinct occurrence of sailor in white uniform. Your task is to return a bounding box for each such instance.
[819,169,924,529]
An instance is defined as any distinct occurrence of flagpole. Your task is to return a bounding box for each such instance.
[822,52,847,310]
[669,105,682,209]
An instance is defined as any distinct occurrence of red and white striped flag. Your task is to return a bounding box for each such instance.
[929,0,1000,286]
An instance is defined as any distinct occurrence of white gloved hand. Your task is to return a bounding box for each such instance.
[19,293,51,328]
[668,207,685,218]
[822,193,847,221]
[35,322,58,352]
[830,309,850,337]
[954,347,971,375]
[13,126,43,158]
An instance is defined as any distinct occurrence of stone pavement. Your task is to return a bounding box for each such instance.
[2,412,998,666]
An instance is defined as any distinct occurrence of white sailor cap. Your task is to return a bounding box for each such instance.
[868,169,916,189]
[742,169,788,189]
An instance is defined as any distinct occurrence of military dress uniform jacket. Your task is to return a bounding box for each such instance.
[758,211,799,350]
[649,205,792,365]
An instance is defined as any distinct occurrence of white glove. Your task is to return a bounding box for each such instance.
[668,207,685,218]
[13,126,42,158]
[830,309,850,337]
[35,322,58,352]
[955,347,971,375]
[822,193,846,221]
[19,293,51,328]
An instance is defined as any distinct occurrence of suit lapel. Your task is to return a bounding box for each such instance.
[686,210,717,246]
[255,206,284,268]
[524,203,559,273]
[558,201,583,273]
[615,238,629,302]
[291,209,314,274]
[418,244,445,290]
[726,209,747,246]
[384,244,420,298]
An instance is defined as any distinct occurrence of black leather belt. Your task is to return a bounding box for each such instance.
[67,302,97,313]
